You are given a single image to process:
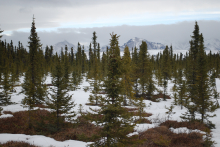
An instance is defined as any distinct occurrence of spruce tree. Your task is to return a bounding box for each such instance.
[134,97,146,123]
[187,21,200,104]
[195,34,217,123]
[88,43,93,78]
[210,71,220,108]
[47,56,76,130]
[183,22,218,123]
[0,56,12,106]
[0,29,3,39]
[161,46,170,100]
[0,30,4,84]
[177,81,187,109]
[20,17,46,128]
[101,51,108,78]
[91,33,136,147]
[146,55,156,100]
[138,41,149,97]
[121,46,134,105]
[0,31,12,106]
[132,47,139,97]
[183,22,200,121]
[63,45,71,90]
[89,32,101,105]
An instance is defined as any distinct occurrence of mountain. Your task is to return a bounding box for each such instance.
[53,40,76,54]
[119,37,220,51]
[120,37,166,50]
[51,38,220,55]
[205,39,220,51]
[161,39,220,51]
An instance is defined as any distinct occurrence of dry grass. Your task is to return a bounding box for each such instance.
[135,92,171,101]
[51,116,101,142]
[131,112,152,117]
[125,107,139,112]
[134,118,152,124]
[152,92,171,101]
[160,120,210,132]
[2,111,13,115]
[134,126,204,147]
[125,107,152,118]
[0,109,101,142]
[0,110,211,146]
[0,141,39,147]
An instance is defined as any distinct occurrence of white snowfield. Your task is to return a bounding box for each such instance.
[0,134,91,147]
[0,76,220,147]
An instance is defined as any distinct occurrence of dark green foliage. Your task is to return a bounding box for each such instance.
[0,38,13,106]
[165,105,176,120]
[121,46,134,105]
[0,19,219,146]
[210,72,220,108]
[195,34,217,123]
[90,33,137,147]
[132,47,139,96]
[161,46,170,101]
[47,56,76,130]
[0,68,12,106]
[134,97,146,121]
[63,45,71,90]
[182,22,218,123]
[138,41,150,96]
[21,17,46,107]
[20,17,47,128]
[89,32,102,105]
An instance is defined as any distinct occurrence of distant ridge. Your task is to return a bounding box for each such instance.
[53,40,76,54]
[50,38,220,55]
[120,37,166,50]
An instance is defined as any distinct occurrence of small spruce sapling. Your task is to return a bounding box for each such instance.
[78,104,84,115]
[203,128,216,147]
[134,97,146,122]
[165,105,176,120]
[0,107,3,115]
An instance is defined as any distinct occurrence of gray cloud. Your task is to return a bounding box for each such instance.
[1,0,220,32]
[2,20,220,49]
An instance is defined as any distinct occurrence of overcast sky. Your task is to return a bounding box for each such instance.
[1,0,220,47]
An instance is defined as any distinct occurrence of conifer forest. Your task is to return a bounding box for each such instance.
[0,18,220,147]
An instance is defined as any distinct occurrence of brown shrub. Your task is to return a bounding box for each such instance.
[135,126,204,147]
[52,124,101,142]
[0,109,55,134]
[134,118,152,124]
[0,111,29,134]
[152,92,171,100]
[2,111,13,115]
[160,120,209,132]
[0,110,101,142]
[131,112,152,117]
[125,107,139,112]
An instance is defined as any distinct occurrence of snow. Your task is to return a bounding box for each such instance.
[135,124,156,133]
[0,76,220,146]
[0,134,91,147]
[169,127,205,134]
[0,114,13,118]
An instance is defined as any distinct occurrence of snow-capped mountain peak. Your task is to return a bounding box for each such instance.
[53,40,76,54]
[120,37,166,50]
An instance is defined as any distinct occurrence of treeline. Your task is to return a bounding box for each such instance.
[0,19,219,146]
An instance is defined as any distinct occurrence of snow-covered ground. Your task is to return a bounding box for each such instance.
[0,76,220,147]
